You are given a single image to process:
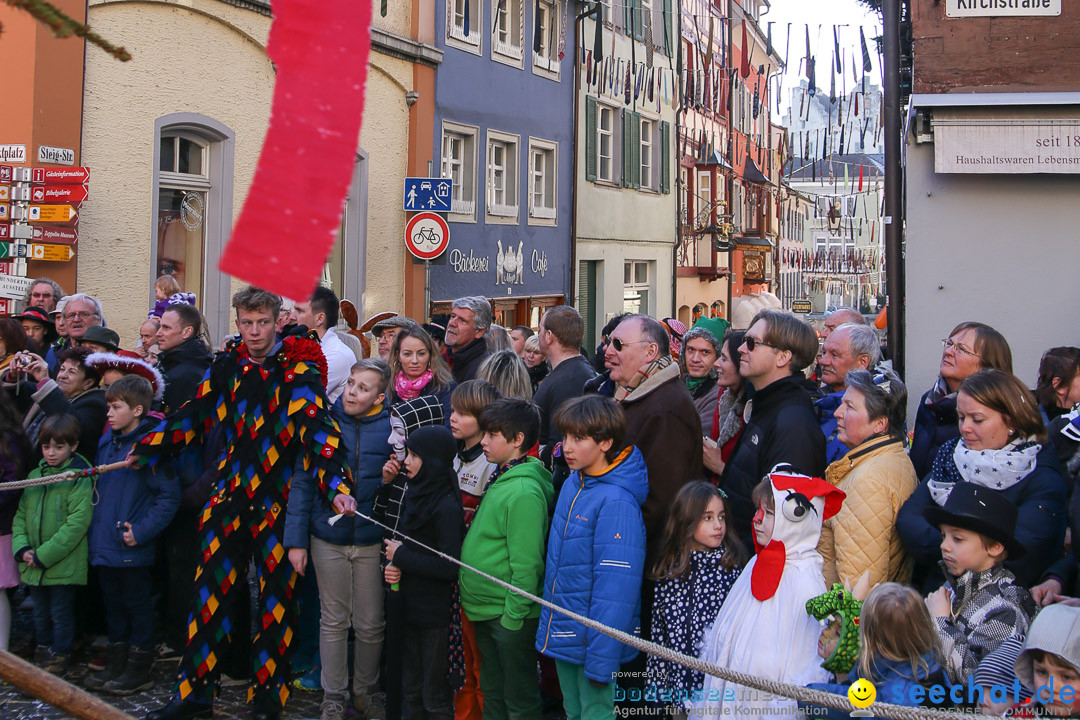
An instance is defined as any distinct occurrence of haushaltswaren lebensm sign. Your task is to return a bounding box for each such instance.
[946,0,1061,17]
[935,118,1080,173]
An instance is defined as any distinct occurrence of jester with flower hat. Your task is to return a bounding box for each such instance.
[134,287,356,720]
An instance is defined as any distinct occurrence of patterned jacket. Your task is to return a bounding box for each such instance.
[934,561,1036,683]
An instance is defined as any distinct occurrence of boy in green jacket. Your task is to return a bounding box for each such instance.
[12,414,93,675]
[460,398,554,720]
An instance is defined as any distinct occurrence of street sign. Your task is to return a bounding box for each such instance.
[0,274,33,300]
[792,300,813,314]
[37,146,75,166]
[0,166,10,183]
[31,166,90,185]
[0,145,26,164]
[0,185,7,201]
[29,243,75,261]
[30,184,88,203]
[28,204,77,223]
[29,225,77,244]
[0,204,7,221]
[404,177,452,212]
[0,242,16,258]
[0,226,7,240]
[404,212,450,260]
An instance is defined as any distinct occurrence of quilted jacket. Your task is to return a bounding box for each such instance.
[934,561,1036,684]
[536,446,648,683]
[818,436,918,587]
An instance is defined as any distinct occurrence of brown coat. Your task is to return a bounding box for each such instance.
[620,362,704,562]
[818,436,918,587]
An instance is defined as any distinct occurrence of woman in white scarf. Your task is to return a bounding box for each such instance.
[897,369,1068,591]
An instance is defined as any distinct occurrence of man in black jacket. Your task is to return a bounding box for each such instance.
[156,304,213,415]
[721,309,825,544]
[533,306,596,490]
[444,296,491,383]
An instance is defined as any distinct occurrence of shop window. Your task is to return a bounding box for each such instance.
[152,114,234,343]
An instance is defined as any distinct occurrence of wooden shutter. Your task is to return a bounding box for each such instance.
[585,96,598,182]
[622,109,633,188]
[633,0,644,41]
[660,120,671,194]
[661,0,672,55]
[630,112,641,189]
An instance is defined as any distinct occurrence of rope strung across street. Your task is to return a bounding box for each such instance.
[12,466,975,720]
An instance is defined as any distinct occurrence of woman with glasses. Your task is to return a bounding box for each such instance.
[818,369,918,588]
[909,322,1013,479]
[3,346,107,463]
[898,369,1066,591]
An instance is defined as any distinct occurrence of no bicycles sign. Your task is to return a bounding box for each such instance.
[405,212,450,261]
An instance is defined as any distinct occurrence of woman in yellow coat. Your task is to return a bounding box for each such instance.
[818,369,918,587]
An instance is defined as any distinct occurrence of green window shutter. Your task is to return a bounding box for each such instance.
[585,97,598,183]
[656,0,665,54]
[623,0,632,37]
[630,112,641,189]
[622,109,633,188]
[633,0,644,41]
[661,120,671,193]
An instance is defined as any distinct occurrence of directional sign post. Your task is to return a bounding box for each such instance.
[30,185,89,204]
[792,300,813,314]
[31,167,90,185]
[29,226,78,244]
[404,178,452,212]
[28,204,77,223]
[405,212,450,260]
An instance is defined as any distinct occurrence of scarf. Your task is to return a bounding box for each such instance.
[927,436,1041,507]
[684,374,709,392]
[712,386,745,448]
[926,376,954,406]
[395,370,434,401]
[614,355,673,402]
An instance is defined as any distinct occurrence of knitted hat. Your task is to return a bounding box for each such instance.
[84,351,165,401]
[692,316,731,342]
[662,318,688,356]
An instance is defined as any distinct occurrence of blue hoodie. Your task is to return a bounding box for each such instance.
[536,445,648,683]
[89,416,180,567]
[801,654,950,720]
[284,397,392,549]
[815,390,850,465]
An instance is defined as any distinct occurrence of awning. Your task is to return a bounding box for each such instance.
[742,156,770,184]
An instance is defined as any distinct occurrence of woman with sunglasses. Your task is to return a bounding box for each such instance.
[909,322,1013,479]
[702,331,746,481]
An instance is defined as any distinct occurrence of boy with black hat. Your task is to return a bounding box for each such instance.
[923,483,1037,683]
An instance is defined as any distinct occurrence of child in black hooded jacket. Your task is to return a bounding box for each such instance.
[384,425,465,720]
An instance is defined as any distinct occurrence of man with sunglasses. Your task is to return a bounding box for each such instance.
[720,309,826,547]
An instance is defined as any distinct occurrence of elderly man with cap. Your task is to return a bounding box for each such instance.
[46,293,105,374]
[371,315,418,360]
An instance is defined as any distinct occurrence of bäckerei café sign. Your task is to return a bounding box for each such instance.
[946,0,1060,17]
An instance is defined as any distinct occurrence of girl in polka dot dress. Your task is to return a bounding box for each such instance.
[647,482,747,713]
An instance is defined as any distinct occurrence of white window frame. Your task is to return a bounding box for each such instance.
[441,121,480,222]
[623,260,652,315]
[639,116,658,192]
[486,129,520,222]
[528,137,557,225]
[493,0,525,65]
[696,170,710,219]
[448,0,483,54]
[597,102,616,185]
[532,0,561,80]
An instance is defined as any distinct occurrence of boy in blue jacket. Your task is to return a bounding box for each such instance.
[536,395,647,720]
[286,359,394,720]
[89,375,180,695]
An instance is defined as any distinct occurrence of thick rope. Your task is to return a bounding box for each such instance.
[346,509,973,720]
[3,460,128,491]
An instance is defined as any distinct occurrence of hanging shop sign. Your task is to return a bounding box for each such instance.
[934,115,1080,174]
[945,0,1060,17]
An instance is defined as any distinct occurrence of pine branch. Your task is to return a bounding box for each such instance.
[3,0,132,61]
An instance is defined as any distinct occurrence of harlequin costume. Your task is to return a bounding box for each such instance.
[692,470,844,720]
[134,332,352,714]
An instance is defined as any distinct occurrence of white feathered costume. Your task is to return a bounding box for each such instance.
[692,470,845,720]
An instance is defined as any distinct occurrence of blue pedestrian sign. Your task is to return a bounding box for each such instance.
[404,177,453,212]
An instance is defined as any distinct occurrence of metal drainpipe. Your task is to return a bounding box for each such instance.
[725,2,735,318]
[571,6,582,313]
[883,0,904,378]
[672,0,684,319]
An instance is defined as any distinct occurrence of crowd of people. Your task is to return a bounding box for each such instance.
[3,275,1080,720]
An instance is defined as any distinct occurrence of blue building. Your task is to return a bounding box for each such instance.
[428,0,576,328]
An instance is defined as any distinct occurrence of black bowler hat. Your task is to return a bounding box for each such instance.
[924,483,1026,559]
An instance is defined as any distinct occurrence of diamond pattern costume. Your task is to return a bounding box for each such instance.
[133,333,352,710]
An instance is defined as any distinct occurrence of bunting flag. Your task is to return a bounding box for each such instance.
[860,27,872,72]
[464,0,471,36]
[741,21,750,78]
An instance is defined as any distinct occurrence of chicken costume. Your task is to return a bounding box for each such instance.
[693,470,845,720]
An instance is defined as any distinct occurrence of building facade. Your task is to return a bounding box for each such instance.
[424,0,575,328]
[574,0,677,350]
[904,0,1080,412]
